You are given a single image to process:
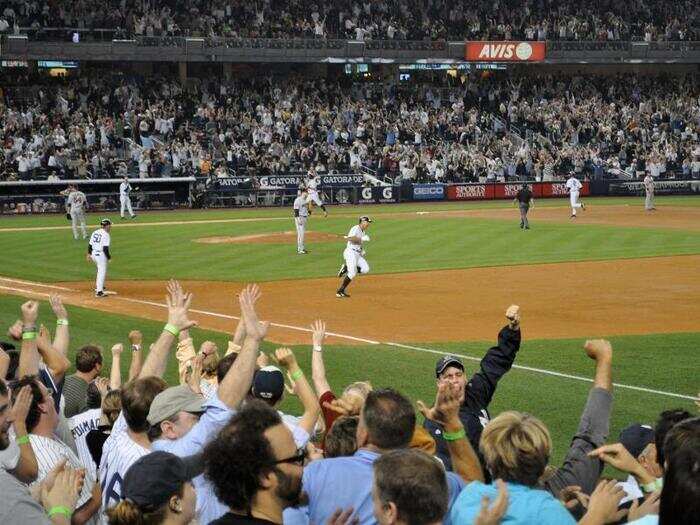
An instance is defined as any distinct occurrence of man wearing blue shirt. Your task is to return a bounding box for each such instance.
[285,387,483,524]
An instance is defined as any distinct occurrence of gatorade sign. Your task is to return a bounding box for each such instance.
[466,41,546,62]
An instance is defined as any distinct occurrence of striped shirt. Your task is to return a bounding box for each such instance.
[62,375,89,418]
[29,434,96,515]
[69,408,102,478]
[99,413,150,521]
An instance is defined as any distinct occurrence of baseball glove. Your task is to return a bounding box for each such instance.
[66,213,72,221]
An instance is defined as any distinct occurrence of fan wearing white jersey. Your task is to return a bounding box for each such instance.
[87,219,112,298]
[336,215,372,298]
[65,184,89,240]
[565,172,586,218]
[68,380,106,479]
[119,177,136,219]
[293,187,310,254]
[306,170,328,217]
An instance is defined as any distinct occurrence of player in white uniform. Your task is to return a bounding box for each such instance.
[643,174,656,211]
[565,173,585,218]
[306,170,328,217]
[88,219,112,297]
[66,184,88,240]
[119,176,136,219]
[336,215,372,298]
[293,187,310,254]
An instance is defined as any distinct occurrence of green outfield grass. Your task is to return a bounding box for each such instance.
[0,294,696,467]
[1,197,700,283]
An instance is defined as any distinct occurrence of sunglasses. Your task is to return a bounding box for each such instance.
[273,447,307,466]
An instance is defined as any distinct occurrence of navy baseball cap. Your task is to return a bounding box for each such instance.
[252,366,285,403]
[123,452,202,512]
[619,423,655,458]
[435,355,464,378]
[359,216,373,223]
[100,218,112,226]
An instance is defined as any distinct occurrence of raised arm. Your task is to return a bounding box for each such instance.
[36,325,70,383]
[226,315,246,355]
[275,347,320,436]
[127,330,143,381]
[9,385,39,483]
[18,301,40,378]
[465,305,522,410]
[310,320,331,396]
[217,284,269,409]
[49,296,70,358]
[418,382,484,483]
[139,280,197,379]
[109,344,123,390]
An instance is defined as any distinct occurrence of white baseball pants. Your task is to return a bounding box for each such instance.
[295,217,307,252]
[71,209,87,239]
[344,247,370,280]
[309,191,323,207]
[120,196,134,217]
[570,191,582,215]
[91,253,108,292]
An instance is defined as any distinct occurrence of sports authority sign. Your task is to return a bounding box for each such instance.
[465,41,546,62]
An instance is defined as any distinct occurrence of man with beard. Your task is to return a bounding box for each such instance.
[203,401,304,525]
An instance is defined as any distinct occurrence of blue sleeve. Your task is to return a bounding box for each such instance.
[537,498,577,525]
[446,471,467,508]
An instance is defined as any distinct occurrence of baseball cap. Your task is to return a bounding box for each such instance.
[147,385,205,426]
[100,218,112,226]
[435,355,464,378]
[619,423,655,458]
[359,215,373,223]
[123,451,202,512]
[251,366,285,403]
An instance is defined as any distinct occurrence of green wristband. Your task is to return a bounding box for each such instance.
[48,506,72,518]
[642,478,663,493]
[290,369,304,381]
[56,319,69,326]
[443,428,466,441]
[15,435,30,445]
[163,323,180,337]
[22,332,37,340]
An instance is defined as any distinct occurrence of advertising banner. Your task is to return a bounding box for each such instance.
[216,177,255,191]
[445,181,589,201]
[412,184,445,201]
[258,174,366,188]
[465,41,546,62]
[358,186,398,204]
[608,180,700,196]
[447,184,494,200]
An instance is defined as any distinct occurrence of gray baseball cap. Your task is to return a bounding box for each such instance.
[147,385,204,425]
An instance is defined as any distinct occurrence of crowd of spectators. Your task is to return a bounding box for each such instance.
[1,70,699,184]
[1,282,698,524]
[1,0,699,42]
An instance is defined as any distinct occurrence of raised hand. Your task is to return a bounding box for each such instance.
[273,347,298,369]
[11,385,33,431]
[94,377,110,398]
[311,319,326,348]
[505,305,520,329]
[417,382,461,427]
[128,330,143,345]
[166,279,197,331]
[111,343,124,357]
[21,301,39,326]
[49,295,68,320]
[7,320,23,341]
[323,396,362,417]
[238,284,268,341]
[584,339,612,362]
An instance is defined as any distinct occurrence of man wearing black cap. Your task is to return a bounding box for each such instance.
[336,215,372,298]
[423,305,522,472]
[514,183,534,229]
[617,423,661,505]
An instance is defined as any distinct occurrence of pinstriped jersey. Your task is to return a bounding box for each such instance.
[68,408,102,479]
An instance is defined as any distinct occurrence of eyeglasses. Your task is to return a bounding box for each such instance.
[273,448,307,466]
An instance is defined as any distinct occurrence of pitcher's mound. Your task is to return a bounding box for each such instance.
[195,231,341,245]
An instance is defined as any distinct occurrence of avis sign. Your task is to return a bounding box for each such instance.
[465,41,546,62]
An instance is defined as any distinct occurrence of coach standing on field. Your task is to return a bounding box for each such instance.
[514,183,534,229]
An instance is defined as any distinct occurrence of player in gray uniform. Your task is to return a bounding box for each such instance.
[65,185,88,240]
[336,215,372,298]
[293,187,310,254]
[643,174,656,211]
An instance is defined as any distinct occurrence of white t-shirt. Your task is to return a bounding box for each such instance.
[566,177,582,193]
[89,228,111,256]
[68,408,102,478]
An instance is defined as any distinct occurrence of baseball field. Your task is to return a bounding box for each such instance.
[1,195,698,465]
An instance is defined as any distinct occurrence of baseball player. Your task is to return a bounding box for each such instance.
[514,182,534,230]
[87,219,112,297]
[565,172,585,218]
[643,174,656,211]
[65,184,88,239]
[293,187,310,254]
[119,176,136,219]
[306,169,328,217]
[336,215,372,298]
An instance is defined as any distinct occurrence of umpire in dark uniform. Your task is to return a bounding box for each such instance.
[422,306,522,476]
[514,183,534,229]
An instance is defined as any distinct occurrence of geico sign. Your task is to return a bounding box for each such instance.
[415,187,443,195]
[466,41,546,62]
[551,183,568,196]
[455,185,486,199]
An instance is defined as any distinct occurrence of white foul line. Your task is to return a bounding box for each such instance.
[0,279,695,401]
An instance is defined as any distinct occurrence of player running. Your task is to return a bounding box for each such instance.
[119,176,136,219]
[565,172,585,218]
[306,169,328,217]
[336,216,372,298]
[65,184,88,240]
[293,187,310,254]
[87,219,112,297]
